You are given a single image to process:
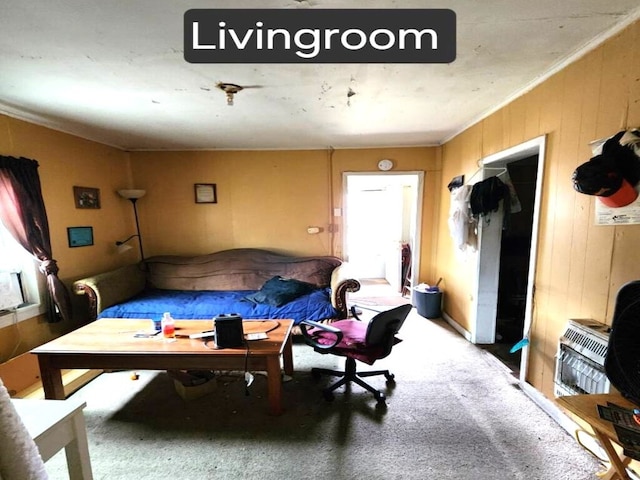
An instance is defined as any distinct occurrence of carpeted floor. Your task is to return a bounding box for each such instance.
[350,296,411,308]
[44,309,602,480]
[348,278,412,308]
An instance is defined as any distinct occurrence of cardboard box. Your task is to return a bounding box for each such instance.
[173,377,217,400]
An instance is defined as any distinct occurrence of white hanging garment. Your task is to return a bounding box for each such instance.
[448,185,476,252]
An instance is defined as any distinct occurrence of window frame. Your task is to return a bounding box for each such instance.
[0,224,46,327]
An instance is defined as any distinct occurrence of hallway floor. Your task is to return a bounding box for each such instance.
[348,278,411,311]
[351,278,521,376]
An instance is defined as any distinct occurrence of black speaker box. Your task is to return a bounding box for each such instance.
[214,314,244,348]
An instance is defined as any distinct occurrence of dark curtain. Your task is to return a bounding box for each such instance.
[0,156,71,322]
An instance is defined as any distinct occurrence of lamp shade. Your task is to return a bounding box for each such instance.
[118,189,146,199]
[116,243,134,254]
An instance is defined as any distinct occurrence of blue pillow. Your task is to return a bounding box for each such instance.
[245,276,316,307]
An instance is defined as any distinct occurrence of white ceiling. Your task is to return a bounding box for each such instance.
[1,1,639,151]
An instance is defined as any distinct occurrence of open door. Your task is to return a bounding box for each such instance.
[343,172,424,296]
[472,136,546,382]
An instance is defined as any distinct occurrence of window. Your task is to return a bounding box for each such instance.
[0,221,45,326]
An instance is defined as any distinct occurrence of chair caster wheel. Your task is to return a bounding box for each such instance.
[374,391,386,404]
[323,390,335,402]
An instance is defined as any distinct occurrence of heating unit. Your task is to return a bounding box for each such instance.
[554,318,611,397]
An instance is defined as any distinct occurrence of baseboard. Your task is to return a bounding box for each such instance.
[0,351,102,398]
[442,311,472,341]
[16,368,103,399]
[519,381,581,435]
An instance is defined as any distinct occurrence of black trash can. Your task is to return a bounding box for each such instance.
[413,288,443,319]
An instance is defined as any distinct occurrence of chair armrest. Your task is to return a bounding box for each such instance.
[299,320,343,350]
[330,263,361,319]
[73,264,146,321]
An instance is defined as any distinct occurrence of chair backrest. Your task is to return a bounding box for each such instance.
[365,304,413,358]
[605,280,640,404]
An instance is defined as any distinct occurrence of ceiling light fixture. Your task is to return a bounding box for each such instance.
[216,82,244,106]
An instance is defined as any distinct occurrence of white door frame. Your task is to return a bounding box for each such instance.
[472,135,546,382]
[342,171,425,295]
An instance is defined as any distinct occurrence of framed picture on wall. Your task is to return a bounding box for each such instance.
[194,183,217,204]
[67,226,94,247]
[73,186,101,209]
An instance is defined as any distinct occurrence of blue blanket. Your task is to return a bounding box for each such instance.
[98,288,338,325]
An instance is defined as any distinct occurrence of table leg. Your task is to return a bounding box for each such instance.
[65,410,94,480]
[37,355,65,400]
[282,334,293,376]
[266,355,283,416]
[593,429,631,480]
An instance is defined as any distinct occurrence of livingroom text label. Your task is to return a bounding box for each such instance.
[184,9,456,64]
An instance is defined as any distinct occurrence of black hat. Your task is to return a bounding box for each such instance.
[602,131,640,185]
[572,154,622,196]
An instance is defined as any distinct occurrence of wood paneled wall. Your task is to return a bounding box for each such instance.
[436,19,640,398]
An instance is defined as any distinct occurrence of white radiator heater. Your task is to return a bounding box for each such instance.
[554,319,611,397]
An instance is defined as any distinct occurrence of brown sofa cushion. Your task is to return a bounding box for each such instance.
[144,248,342,291]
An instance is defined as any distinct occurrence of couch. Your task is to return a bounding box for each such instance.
[73,248,360,325]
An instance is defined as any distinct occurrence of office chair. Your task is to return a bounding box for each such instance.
[300,303,413,405]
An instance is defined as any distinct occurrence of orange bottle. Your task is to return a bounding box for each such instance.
[161,312,175,341]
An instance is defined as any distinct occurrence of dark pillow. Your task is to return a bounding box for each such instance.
[245,276,316,307]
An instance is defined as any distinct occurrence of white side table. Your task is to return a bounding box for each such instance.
[12,398,93,480]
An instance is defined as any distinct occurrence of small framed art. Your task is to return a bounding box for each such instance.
[67,226,94,248]
[73,186,101,209]
[194,183,217,204]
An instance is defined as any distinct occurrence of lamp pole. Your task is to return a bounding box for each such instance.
[117,189,146,260]
[130,198,144,261]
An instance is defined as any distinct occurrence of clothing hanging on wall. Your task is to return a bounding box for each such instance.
[448,166,522,252]
[447,175,465,192]
[448,184,477,252]
[501,169,522,214]
[469,175,511,229]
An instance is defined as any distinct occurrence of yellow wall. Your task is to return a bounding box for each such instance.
[0,115,132,361]
[128,147,441,285]
[436,19,640,399]
[129,150,335,257]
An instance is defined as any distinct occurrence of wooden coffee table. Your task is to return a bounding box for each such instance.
[31,318,294,415]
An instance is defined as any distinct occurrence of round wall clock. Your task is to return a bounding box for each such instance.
[378,159,394,171]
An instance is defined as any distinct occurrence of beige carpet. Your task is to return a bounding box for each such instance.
[43,310,601,480]
[350,296,411,308]
[349,278,413,309]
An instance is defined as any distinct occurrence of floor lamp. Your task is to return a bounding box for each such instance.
[116,189,146,260]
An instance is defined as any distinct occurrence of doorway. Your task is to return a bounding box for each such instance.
[473,136,546,381]
[342,172,424,301]
[485,155,539,373]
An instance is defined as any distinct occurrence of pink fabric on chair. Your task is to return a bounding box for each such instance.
[309,319,386,365]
